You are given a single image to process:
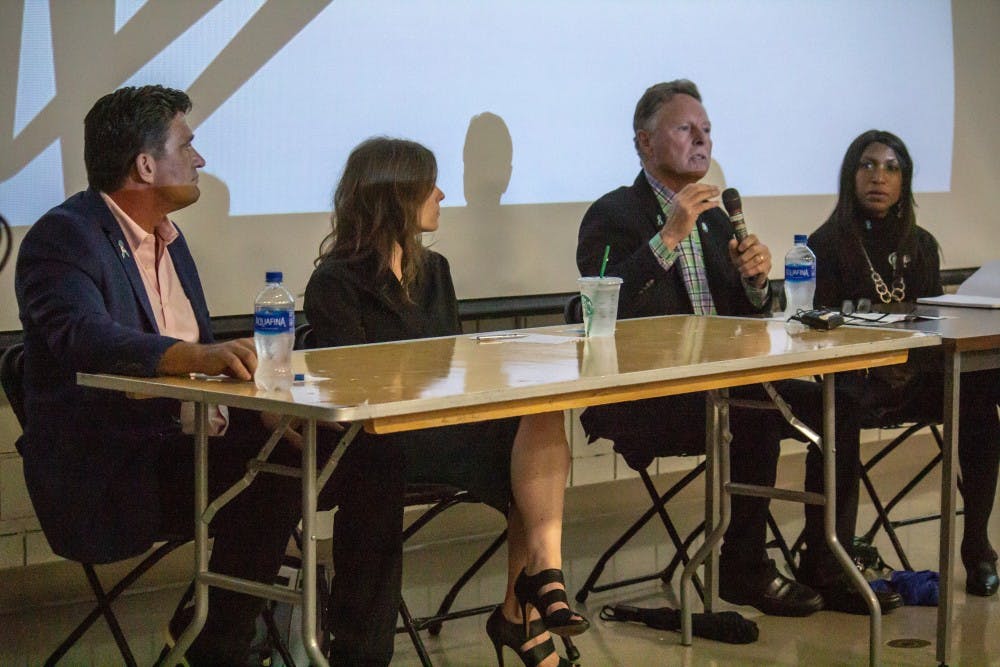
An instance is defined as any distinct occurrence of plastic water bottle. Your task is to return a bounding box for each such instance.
[254,271,295,391]
[783,235,816,333]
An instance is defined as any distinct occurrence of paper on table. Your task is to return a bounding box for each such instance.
[957,259,1000,297]
[917,260,1000,308]
[842,312,913,325]
[916,294,1000,308]
[473,333,577,344]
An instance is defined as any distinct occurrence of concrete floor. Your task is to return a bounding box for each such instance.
[2,433,998,666]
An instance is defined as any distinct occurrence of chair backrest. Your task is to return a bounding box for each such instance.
[294,323,315,350]
[564,294,583,325]
[1,343,26,429]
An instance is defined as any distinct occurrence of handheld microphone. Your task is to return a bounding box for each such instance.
[721,188,748,242]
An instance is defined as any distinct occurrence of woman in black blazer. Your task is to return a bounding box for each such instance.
[809,129,999,598]
[305,137,588,667]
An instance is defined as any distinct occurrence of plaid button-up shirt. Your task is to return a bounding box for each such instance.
[644,170,717,315]
[644,170,768,313]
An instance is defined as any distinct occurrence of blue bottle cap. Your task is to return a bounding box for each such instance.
[794,234,808,244]
[265,270,283,283]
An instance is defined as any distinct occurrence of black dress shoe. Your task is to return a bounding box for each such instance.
[719,560,824,617]
[962,545,999,597]
[965,559,999,597]
[796,548,902,614]
[810,580,903,615]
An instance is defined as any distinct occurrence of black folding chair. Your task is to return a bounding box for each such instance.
[292,326,577,665]
[857,421,954,571]
[563,296,707,604]
[2,343,188,667]
[395,484,511,666]
[765,419,953,575]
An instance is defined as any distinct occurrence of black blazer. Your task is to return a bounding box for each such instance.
[14,188,212,563]
[304,250,461,348]
[808,219,942,309]
[577,172,771,318]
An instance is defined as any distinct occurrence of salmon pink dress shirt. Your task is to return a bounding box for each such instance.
[102,193,228,435]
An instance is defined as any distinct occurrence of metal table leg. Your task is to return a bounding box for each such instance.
[163,410,363,667]
[300,418,328,667]
[937,350,960,666]
[681,379,883,666]
[821,373,881,666]
[162,403,210,664]
[682,389,730,644]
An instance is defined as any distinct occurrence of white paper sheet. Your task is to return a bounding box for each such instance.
[916,259,1000,308]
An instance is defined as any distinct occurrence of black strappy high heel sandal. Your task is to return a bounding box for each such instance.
[514,568,590,638]
[486,606,572,667]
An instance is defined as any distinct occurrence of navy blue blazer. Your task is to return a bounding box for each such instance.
[14,188,212,563]
[576,171,771,318]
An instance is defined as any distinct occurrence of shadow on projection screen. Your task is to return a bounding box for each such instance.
[2,0,953,229]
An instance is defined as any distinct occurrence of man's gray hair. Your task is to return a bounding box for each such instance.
[632,79,702,156]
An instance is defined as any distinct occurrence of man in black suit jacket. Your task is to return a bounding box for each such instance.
[14,85,309,665]
[576,80,899,616]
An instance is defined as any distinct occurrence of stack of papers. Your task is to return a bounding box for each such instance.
[842,312,913,325]
[917,260,1000,309]
[916,294,1000,308]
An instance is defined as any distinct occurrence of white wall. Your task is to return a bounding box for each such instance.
[1,0,998,569]
[2,1,997,330]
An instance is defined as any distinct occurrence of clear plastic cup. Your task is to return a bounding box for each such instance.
[580,336,619,375]
[578,276,623,337]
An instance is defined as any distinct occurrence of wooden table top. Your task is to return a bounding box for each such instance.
[897,305,1000,353]
[79,315,939,433]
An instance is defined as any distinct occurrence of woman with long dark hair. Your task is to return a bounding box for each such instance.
[305,137,587,666]
[809,129,999,597]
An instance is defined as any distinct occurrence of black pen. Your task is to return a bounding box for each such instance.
[475,333,527,342]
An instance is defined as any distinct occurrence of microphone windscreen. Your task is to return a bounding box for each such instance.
[722,188,742,217]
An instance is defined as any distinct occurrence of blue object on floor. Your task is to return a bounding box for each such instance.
[870,570,939,606]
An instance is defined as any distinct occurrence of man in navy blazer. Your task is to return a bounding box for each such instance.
[15,85,303,665]
[576,80,898,618]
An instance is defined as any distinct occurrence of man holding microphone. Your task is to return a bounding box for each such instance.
[575,79,897,616]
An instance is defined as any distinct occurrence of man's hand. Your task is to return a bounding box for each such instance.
[158,338,257,380]
[728,234,771,288]
[659,183,721,249]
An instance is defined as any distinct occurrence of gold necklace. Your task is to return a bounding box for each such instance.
[859,243,905,303]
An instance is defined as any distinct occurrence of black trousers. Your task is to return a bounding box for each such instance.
[323,438,405,667]
[847,367,1000,561]
[157,409,304,666]
[580,378,861,572]
[321,418,519,666]
[950,369,1000,559]
[157,411,520,667]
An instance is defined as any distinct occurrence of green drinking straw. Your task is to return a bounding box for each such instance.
[599,245,610,277]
